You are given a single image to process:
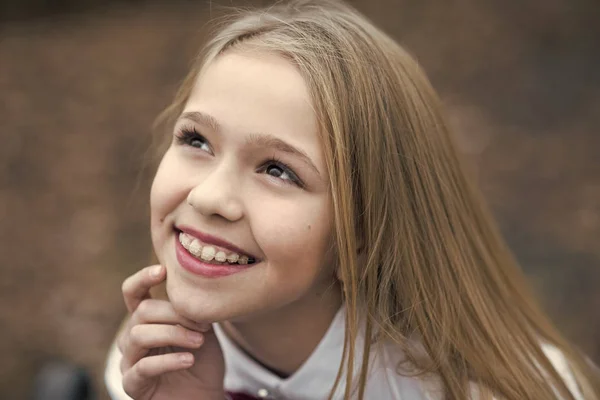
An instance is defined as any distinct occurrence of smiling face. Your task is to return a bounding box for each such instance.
[150,51,340,323]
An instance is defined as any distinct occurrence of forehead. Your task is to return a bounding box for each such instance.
[184,51,324,166]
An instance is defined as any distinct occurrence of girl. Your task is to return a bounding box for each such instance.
[105,1,599,399]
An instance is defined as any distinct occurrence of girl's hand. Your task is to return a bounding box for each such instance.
[117,265,226,400]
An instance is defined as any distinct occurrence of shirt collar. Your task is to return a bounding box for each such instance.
[214,306,347,399]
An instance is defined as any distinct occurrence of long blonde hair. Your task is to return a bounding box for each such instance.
[153,1,599,398]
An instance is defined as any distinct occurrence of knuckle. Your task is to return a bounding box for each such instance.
[116,335,124,352]
[136,299,151,316]
[119,357,127,374]
[122,373,136,397]
[174,325,188,342]
[128,325,144,346]
[121,278,133,297]
[134,357,152,379]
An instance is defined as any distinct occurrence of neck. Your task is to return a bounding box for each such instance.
[221,282,343,377]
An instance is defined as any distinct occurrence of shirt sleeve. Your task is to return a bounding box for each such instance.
[540,343,585,400]
[104,339,133,400]
[375,339,586,400]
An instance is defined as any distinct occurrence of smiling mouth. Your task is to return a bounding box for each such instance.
[175,230,257,266]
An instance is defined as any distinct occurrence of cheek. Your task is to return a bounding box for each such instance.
[252,196,334,281]
[150,151,187,242]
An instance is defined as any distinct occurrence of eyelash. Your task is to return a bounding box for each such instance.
[258,155,305,188]
[176,126,211,152]
[174,127,305,188]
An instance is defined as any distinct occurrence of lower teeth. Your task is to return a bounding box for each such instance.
[189,253,253,265]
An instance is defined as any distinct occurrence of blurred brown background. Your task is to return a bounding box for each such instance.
[1,0,598,398]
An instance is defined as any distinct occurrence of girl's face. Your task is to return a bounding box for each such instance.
[150,51,338,322]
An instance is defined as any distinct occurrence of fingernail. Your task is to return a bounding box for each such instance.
[187,331,203,345]
[196,323,212,333]
[180,353,194,365]
[150,265,162,277]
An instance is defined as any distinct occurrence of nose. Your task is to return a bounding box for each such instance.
[186,162,243,222]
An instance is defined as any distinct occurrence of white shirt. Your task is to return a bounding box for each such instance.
[105,307,584,399]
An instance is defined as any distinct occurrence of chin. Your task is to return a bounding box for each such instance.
[164,272,248,323]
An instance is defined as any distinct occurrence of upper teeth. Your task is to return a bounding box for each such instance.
[178,232,250,264]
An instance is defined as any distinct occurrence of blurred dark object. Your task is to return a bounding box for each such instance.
[32,361,94,400]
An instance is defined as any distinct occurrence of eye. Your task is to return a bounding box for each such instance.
[259,159,304,188]
[266,164,288,179]
[175,127,212,154]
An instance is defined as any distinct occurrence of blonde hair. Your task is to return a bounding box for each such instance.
[153,1,600,398]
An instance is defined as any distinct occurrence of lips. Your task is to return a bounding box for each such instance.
[175,236,254,278]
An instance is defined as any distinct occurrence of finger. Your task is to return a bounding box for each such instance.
[131,299,212,332]
[122,352,195,398]
[122,324,204,369]
[122,265,165,313]
[117,300,209,354]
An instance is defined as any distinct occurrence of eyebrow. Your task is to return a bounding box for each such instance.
[179,111,322,178]
[180,111,221,132]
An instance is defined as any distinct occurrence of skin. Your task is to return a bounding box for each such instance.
[118,51,343,398]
